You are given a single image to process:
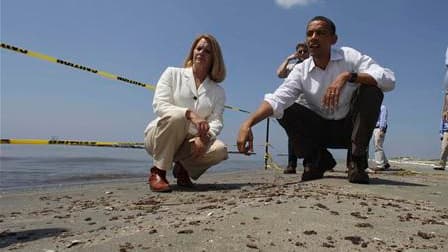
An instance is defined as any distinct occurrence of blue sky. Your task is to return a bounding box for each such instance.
[1,0,447,159]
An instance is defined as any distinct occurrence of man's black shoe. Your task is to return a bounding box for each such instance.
[348,155,369,184]
[301,165,325,181]
[283,166,297,174]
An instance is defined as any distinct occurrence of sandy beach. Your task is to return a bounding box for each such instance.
[1,162,447,251]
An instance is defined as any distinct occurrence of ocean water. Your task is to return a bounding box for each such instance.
[0,145,268,190]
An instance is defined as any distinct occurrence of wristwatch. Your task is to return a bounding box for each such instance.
[348,72,358,83]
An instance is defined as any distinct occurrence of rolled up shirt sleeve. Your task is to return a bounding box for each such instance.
[346,47,395,92]
[264,70,302,119]
[364,65,396,92]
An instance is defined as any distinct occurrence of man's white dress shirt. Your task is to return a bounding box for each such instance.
[265,47,395,120]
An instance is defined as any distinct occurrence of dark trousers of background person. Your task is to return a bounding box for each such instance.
[287,138,298,168]
[278,85,383,170]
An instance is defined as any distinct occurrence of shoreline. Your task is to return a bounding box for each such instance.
[1,157,439,192]
[1,163,447,251]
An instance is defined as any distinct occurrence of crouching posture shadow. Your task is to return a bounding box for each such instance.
[144,34,228,192]
[237,16,395,184]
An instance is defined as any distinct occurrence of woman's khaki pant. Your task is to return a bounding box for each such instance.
[144,110,228,180]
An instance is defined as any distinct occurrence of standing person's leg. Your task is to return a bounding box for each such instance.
[373,128,387,169]
[435,132,448,170]
[284,138,297,174]
[144,110,190,192]
[347,85,383,183]
[382,132,390,169]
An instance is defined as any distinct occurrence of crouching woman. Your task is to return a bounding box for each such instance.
[144,34,228,192]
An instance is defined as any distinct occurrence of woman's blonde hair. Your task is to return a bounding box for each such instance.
[183,34,226,83]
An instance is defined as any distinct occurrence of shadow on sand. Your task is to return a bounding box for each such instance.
[324,173,427,187]
[0,228,68,248]
[172,182,265,192]
[368,177,427,186]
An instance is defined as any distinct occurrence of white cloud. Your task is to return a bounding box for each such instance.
[275,0,319,9]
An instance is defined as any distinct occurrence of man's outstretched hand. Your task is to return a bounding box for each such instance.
[237,122,254,155]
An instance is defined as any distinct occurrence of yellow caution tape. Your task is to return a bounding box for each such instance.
[1,42,251,113]
[223,105,250,114]
[1,138,145,149]
[1,42,155,91]
[1,138,256,154]
[264,152,283,172]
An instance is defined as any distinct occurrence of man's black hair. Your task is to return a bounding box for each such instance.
[295,43,307,51]
[308,16,336,35]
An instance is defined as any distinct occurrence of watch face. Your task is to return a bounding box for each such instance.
[349,72,357,82]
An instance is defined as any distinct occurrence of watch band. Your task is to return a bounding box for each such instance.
[348,72,358,83]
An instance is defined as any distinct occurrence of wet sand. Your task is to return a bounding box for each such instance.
[1,162,447,251]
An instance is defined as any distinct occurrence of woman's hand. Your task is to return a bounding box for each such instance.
[191,136,208,158]
[186,110,210,137]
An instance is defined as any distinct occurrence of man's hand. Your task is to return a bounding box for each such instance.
[287,52,298,61]
[236,101,274,155]
[443,111,448,122]
[237,122,254,155]
[322,72,349,111]
[191,136,207,158]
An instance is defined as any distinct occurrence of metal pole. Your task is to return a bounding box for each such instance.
[264,118,270,170]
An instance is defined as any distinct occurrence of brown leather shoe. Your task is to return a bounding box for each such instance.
[148,167,172,192]
[283,166,297,174]
[173,162,194,188]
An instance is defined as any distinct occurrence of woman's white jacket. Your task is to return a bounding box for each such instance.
[145,67,226,140]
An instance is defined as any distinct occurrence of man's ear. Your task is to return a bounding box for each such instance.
[331,34,338,45]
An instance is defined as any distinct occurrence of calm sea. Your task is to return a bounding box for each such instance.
[0,145,270,191]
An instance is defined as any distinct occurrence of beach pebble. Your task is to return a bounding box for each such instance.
[355,222,373,228]
[351,212,368,219]
[322,242,335,248]
[66,240,82,248]
[421,219,446,225]
[246,243,258,249]
[314,203,329,210]
[177,229,194,234]
[295,241,306,247]
[344,236,364,245]
[417,231,435,239]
